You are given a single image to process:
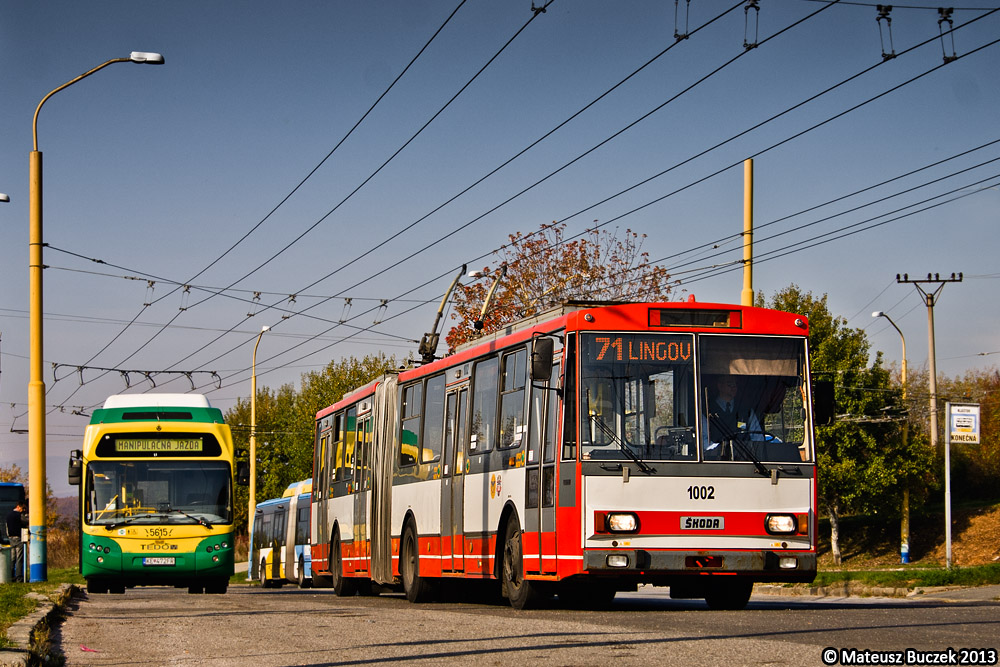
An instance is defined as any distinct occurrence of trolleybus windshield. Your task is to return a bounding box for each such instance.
[579,333,811,464]
[85,460,232,526]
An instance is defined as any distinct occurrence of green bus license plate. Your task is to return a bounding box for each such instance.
[143,557,175,566]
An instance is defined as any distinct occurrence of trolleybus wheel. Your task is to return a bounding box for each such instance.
[704,578,753,610]
[187,584,204,594]
[206,577,228,594]
[331,531,355,597]
[502,520,542,610]
[260,558,273,589]
[401,523,434,603]
[86,579,108,594]
[297,555,309,589]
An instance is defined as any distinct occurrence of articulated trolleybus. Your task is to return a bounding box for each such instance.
[310,300,829,609]
[69,394,240,595]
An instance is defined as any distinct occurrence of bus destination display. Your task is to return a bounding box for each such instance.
[115,438,203,453]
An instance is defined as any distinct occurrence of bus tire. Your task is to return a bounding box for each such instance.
[401,523,434,603]
[704,578,753,610]
[502,520,542,610]
[260,558,274,588]
[206,577,228,594]
[297,556,309,589]
[331,531,355,597]
[86,579,108,594]
[187,584,204,594]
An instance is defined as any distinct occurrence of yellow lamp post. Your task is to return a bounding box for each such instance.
[873,310,909,563]
[249,326,270,528]
[28,52,164,582]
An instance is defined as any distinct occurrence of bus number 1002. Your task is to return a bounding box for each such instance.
[687,485,715,500]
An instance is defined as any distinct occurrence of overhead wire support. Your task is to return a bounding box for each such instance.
[744,0,760,49]
[938,8,958,63]
[877,4,896,60]
[674,0,691,41]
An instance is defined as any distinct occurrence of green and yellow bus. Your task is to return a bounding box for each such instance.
[69,394,247,594]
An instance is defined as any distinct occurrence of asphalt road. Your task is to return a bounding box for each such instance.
[53,584,1000,666]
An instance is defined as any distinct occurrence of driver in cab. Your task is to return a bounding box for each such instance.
[703,375,764,459]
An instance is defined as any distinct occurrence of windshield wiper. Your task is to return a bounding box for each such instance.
[589,414,657,474]
[170,507,214,529]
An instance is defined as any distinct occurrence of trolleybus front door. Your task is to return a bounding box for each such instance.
[529,362,560,575]
[441,388,468,572]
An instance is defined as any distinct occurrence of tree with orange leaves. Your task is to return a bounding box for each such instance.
[445,223,672,350]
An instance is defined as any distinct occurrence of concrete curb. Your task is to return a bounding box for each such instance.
[0,583,81,667]
[754,582,1000,602]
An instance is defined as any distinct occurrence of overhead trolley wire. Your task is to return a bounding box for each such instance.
[36,1,471,412]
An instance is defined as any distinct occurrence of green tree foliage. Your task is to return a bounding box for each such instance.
[226,353,396,534]
[759,285,934,564]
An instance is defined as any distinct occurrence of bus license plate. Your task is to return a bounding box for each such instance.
[680,516,725,530]
[142,557,176,566]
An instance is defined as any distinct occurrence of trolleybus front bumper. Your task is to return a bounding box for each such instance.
[582,549,816,582]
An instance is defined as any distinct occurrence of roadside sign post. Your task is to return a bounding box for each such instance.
[944,402,980,569]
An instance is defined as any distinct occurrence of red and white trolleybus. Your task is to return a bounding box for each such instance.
[309,299,831,609]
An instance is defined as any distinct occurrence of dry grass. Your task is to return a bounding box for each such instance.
[818,502,1000,569]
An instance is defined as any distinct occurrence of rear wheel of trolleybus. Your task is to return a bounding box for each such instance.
[330,529,355,597]
[501,519,545,610]
[401,522,435,603]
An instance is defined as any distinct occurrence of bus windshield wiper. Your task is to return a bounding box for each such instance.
[170,507,214,529]
[590,414,656,474]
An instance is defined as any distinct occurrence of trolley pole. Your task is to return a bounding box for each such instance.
[896,272,962,568]
[741,159,754,307]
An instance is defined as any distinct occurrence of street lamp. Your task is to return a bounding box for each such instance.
[28,51,164,582]
[873,311,909,564]
[249,326,270,528]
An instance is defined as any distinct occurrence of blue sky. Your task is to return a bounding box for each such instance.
[1,1,998,495]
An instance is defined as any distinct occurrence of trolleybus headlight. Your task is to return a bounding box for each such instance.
[89,543,95,550]
[206,546,214,552]
[221,541,228,549]
[779,557,798,569]
[212,555,219,563]
[606,512,639,533]
[97,556,104,563]
[104,546,111,553]
[765,514,797,535]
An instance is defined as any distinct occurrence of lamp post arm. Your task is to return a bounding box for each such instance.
[33,57,132,150]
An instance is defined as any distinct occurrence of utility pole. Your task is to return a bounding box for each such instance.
[896,272,962,568]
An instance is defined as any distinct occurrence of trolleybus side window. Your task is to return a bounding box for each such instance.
[400,383,422,466]
[499,349,527,450]
[470,356,499,453]
[421,374,446,464]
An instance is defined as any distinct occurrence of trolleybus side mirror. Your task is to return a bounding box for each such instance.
[68,450,83,486]
[236,461,250,486]
[811,379,835,426]
[531,337,554,382]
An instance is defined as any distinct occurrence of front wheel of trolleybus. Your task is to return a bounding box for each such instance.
[703,578,754,610]
[501,520,546,610]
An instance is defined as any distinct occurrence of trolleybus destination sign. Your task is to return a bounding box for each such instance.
[115,438,203,453]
